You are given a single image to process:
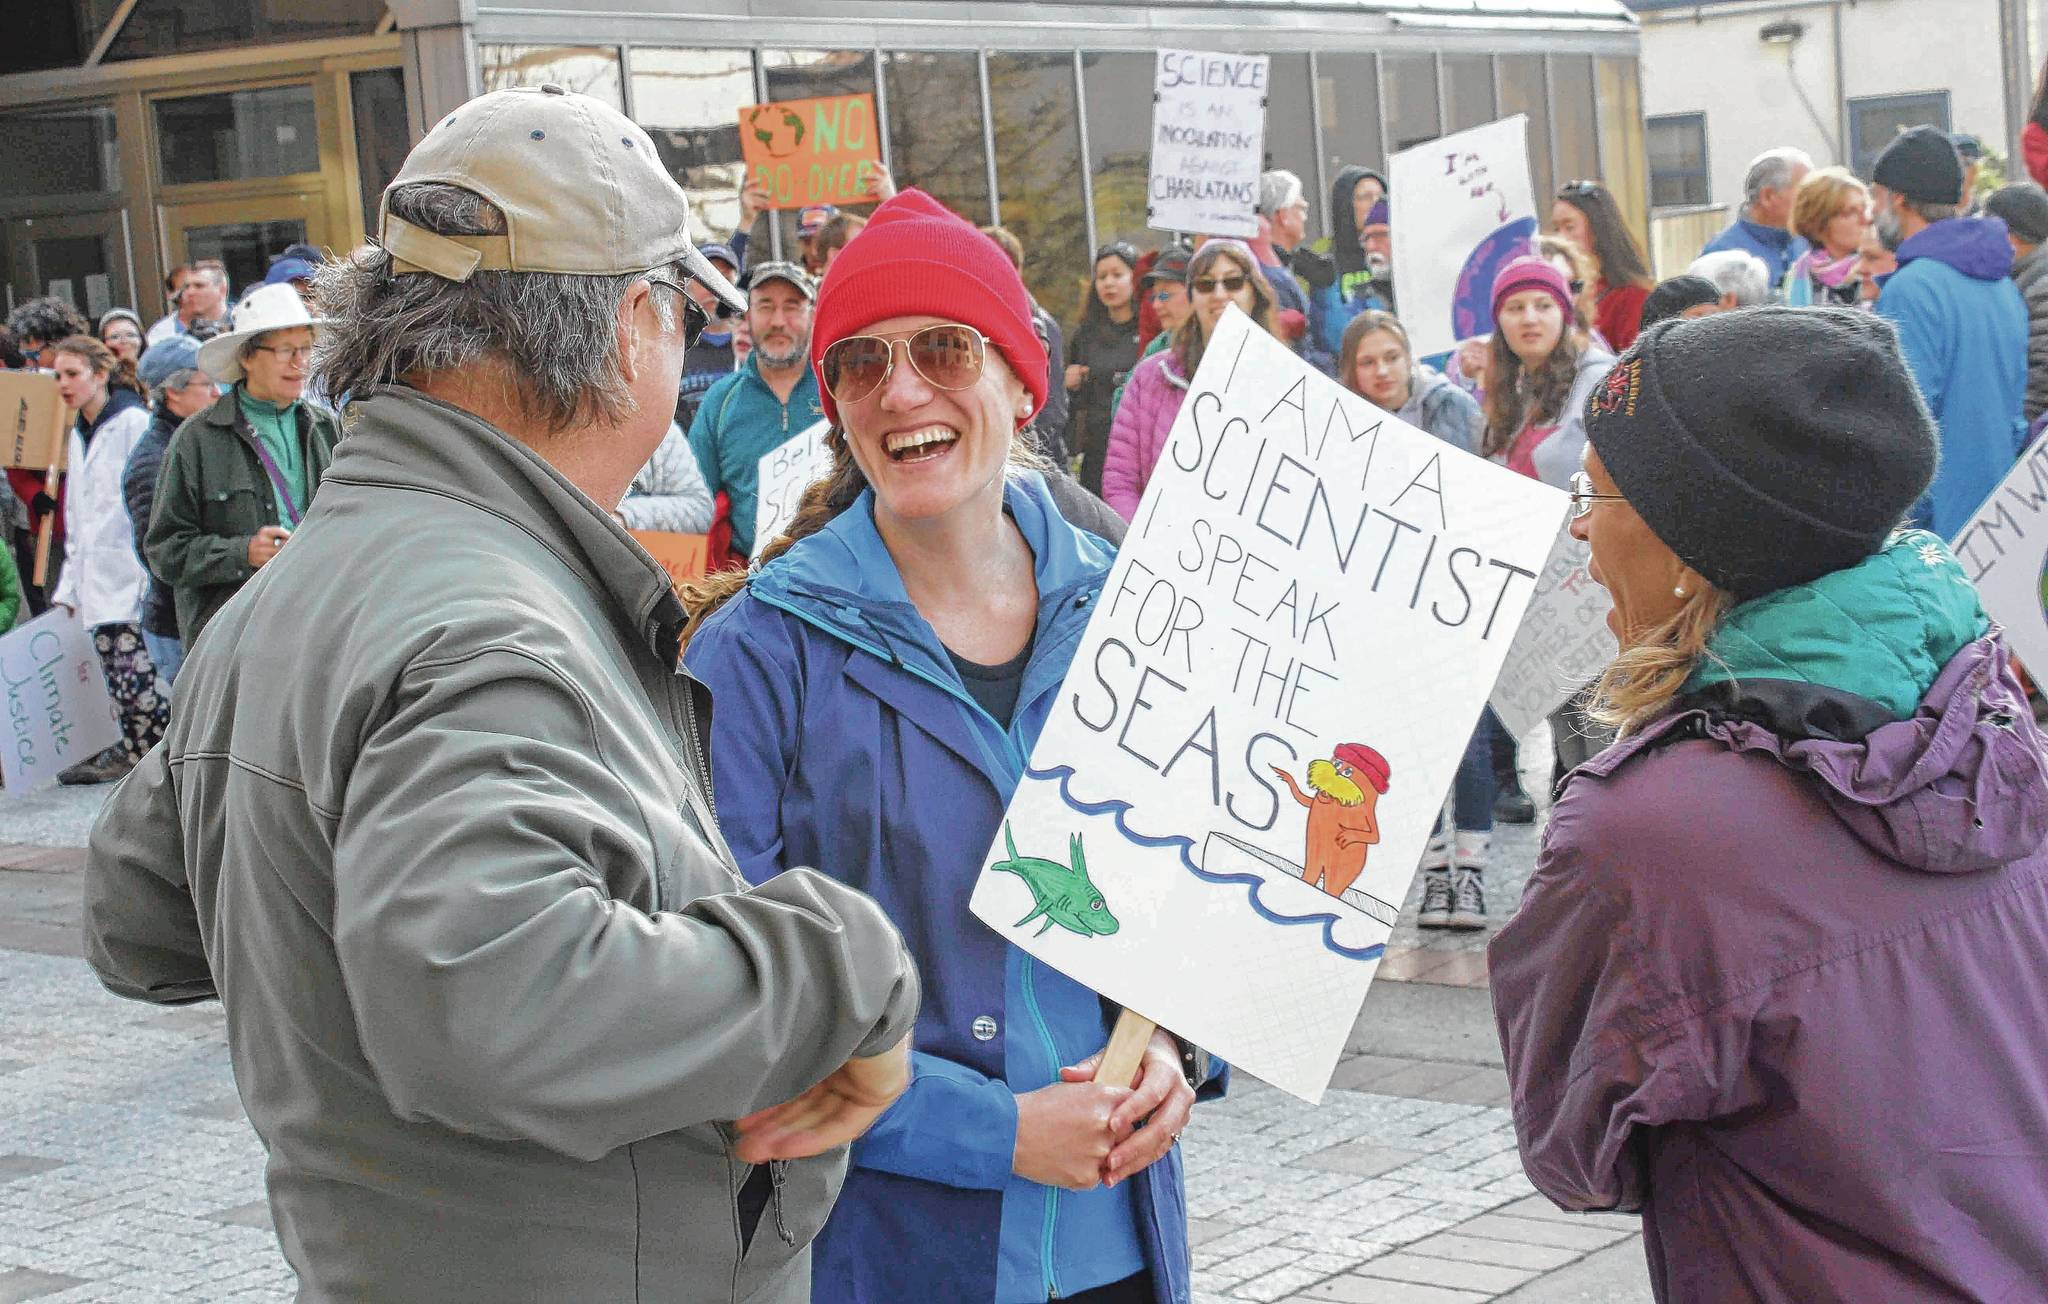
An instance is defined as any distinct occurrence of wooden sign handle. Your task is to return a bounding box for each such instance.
[31,464,58,587]
[1097,1008,1158,1087]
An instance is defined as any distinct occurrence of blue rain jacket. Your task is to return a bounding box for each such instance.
[684,471,1223,1304]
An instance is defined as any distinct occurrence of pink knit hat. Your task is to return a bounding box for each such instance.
[1490,255,1573,322]
[809,188,1049,425]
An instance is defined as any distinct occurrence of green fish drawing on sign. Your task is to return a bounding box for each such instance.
[993,823,1120,939]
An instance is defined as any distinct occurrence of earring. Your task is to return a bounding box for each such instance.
[1673,583,1688,599]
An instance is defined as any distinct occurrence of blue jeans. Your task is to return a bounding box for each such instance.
[142,631,183,695]
[1439,707,1498,835]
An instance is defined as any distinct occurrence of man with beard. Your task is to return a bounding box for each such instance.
[1272,743,1390,900]
[688,260,825,559]
[1870,125,2028,537]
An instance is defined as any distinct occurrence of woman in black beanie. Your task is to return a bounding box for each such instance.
[1491,307,2048,1302]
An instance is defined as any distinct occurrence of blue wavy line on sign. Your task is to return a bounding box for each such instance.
[1023,763,1385,962]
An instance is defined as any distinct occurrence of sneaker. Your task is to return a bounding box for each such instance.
[57,745,134,787]
[1421,832,1450,873]
[1492,777,1536,824]
[1417,869,1454,928]
[1448,867,1488,930]
[1452,830,1491,872]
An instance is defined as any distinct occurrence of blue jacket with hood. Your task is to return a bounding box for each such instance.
[1875,215,2029,536]
[684,471,1220,1304]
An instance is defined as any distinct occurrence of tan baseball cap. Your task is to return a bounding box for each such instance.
[378,83,745,312]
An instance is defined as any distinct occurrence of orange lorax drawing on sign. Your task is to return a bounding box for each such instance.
[1272,744,1391,898]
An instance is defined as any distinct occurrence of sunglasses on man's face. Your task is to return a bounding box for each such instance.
[820,323,990,405]
[1192,274,1248,296]
[649,276,713,347]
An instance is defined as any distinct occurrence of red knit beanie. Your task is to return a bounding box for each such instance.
[1490,255,1573,323]
[809,188,1049,425]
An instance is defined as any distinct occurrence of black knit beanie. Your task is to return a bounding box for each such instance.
[1872,125,1964,205]
[1584,307,1937,602]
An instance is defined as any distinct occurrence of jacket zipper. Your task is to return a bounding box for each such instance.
[1020,955,1066,1300]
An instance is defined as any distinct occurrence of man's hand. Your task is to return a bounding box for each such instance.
[1013,1078,1132,1191]
[1062,1028,1195,1186]
[734,1033,910,1163]
[246,526,291,569]
[737,178,771,231]
[1065,363,1089,391]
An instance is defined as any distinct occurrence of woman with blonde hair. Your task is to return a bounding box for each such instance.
[1493,307,2048,1299]
[681,189,1217,1304]
[1101,239,1277,519]
[1784,167,1872,306]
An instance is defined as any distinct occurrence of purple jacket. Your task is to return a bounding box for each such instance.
[1102,348,1189,520]
[1492,632,2048,1302]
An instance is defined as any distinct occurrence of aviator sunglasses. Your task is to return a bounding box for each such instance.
[820,323,992,405]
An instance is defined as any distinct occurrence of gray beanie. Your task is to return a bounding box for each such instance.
[1986,183,2048,245]
[1584,307,1937,602]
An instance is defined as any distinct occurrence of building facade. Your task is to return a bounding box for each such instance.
[5,1,1643,326]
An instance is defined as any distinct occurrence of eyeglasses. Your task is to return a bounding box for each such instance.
[820,323,990,405]
[250,343,315,364]
[1192,274,1248,295]
[647,276,711,347]
[1568,471,1628,519]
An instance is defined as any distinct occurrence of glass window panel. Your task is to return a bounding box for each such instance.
[0,104,120,197]
[1548,54,1599,191]
[886,52,992,228]
[1848,92,1951,179]
[760,50,881,256]
[1081,51,1154,251]
[988,52,1088,320]
[1497,55,1552,207]
[633,47,759,251]
[1384,54,1441,154]
[1443,55,1496,134]
[1265,53,1321,245]
[154,85,318,186]
[350,69,409,240]
[1315,54,1384,181]
[477,45,623,111]
[1647,115,1709,208]
[107,0,383,63]
[4,1,114,75]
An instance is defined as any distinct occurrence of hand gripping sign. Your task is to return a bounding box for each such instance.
[968,309,1567,1101]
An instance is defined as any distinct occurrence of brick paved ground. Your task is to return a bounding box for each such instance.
[0,746,1649,1304]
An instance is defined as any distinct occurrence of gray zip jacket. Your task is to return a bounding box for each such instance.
[82,386,921,1303]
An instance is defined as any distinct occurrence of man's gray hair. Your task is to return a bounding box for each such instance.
[1258,169,1304,216]
[313,182,681,433]
[1687,249,1772,307]
[1744,148,1814,206]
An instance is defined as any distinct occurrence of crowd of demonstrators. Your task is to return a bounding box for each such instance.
[681,185,1213,1304]
[1250,170,1328,371]
[1107,246,1191,426]
[1328,166,1394,329]
[1986,182,2048,426]
[1494,306,2048,1299]
[121,333,219,691]
[676,241,743,427]
[1868,125,2028,538]
[1550,181,1653,352]
[980,225,1070,464]
[87,85,923,1303]
[1698,148,1813,288]
[47,335,163,786]
[1104,240,1278,520]
[144,265,190,344]
[814,211,868,274]
[97,309,145,367]
[144,258,232,343]
[6,295,93,608]
[1064,241,1140,493]
[1782,166,1872,306]
[145,281,342,654]
[1637,274,1725,329]
[687,260,826,562]
[1685,248,1771,309]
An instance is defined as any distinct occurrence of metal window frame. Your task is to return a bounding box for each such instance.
[1073,48,1097,255]
[1644,110,1709,209]
[978,50,1001,226]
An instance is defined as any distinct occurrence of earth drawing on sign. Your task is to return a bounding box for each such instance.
[746,105,806,158]
[991,823,1120,938]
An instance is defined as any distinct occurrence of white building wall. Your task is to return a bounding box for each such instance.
[1638,0,2007,211]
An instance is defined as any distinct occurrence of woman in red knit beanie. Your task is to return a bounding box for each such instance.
[679,189,1214,1304]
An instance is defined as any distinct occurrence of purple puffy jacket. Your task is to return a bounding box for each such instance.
[1101,348,1189,520]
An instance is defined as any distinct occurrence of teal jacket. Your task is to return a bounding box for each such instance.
[686,355,824,556]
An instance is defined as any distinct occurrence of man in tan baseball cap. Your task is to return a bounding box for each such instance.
[84,85,918,1303]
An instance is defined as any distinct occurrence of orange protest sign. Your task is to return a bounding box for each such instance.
[631,531,710,589]
[738,93,882,212]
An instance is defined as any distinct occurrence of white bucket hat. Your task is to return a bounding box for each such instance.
[197,281,329,386]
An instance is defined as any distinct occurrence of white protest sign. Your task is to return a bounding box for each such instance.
[1488,525,1617,741]
[967,309,1567,1101]
[1388,116,1538,358]
[0,611,120,793]
[752,419,830,559]
[1148,50,1269,238]
[1952,433,2048,673]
